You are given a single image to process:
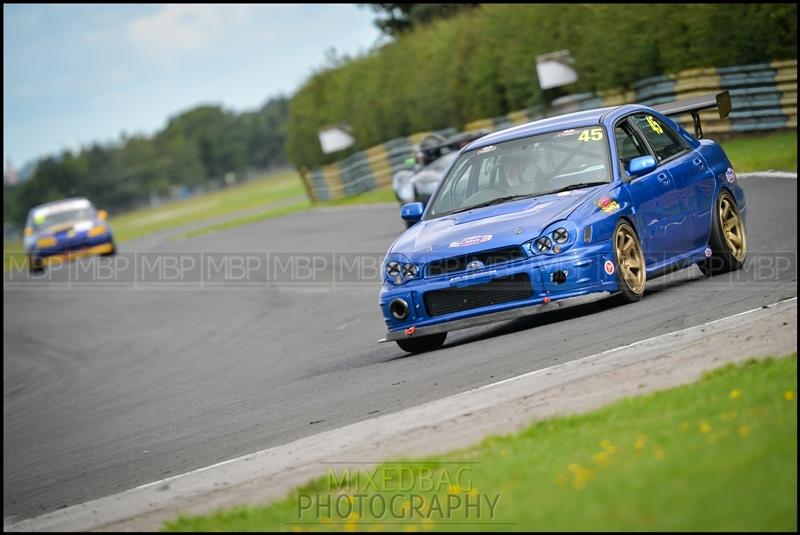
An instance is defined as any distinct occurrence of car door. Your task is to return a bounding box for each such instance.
[615,118,682,266]
[630,112,715,255]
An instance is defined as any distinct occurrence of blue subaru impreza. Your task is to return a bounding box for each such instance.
[379,92,746,353]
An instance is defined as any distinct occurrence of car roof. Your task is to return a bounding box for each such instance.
[28,197,93,217]
[464,105,651,152]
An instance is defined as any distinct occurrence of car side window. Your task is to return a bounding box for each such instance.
[615,121,650,175]
[477,157,496,189]
[632,113,686,162]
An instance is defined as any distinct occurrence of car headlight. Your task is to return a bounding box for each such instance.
[36,236,57,248]
[529,221,578,255]
[88,223,107,237]
[384,256,420,285]
[387,261,401,276]
[535,236,552,253]
[402,263,418,279]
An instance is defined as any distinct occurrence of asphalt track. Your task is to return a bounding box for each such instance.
[3,175,797,521]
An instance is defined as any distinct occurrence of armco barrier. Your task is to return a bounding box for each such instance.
[465,60,797,136]
[302,60,796,202]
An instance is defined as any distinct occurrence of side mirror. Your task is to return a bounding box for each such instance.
[400,202,424,223]
[627,155,657,178]
[97,209,108,221]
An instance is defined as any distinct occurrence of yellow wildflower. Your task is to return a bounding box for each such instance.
[729,389,741,400]
[785,390,795,401]
[592,451,609,467]
[699,422,712,434]
[738,425,751,437]
[600,439,616,453]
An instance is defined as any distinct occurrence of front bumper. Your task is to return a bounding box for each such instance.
[378,241,619,342]
[33,234,114,264]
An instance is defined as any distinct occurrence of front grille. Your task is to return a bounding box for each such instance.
[424,273,532,317]
[426,246,526,277]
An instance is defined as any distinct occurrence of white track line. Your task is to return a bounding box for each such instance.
[477,296,797,391]
[738,171,797,179]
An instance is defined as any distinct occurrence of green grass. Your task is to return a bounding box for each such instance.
[163,354,797,532]
[720,130,797,172]
[108,168,306,243]
[173,186,396,239]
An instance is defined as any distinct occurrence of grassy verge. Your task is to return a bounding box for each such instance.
[174,186,397,239]
[720,129,797,172]
[109,168,306,243]
[164,354,797,531]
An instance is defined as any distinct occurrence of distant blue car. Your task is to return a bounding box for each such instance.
[379,92,747,353]
[24,197,116,273]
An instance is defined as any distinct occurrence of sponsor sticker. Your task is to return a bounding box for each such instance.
[554,129,578,138]
[604,260,615,275]
[705,247,713,258]
[449,235,492,248]
[725,167,736,183]
[595,197,621,213]
[449,270,497,284]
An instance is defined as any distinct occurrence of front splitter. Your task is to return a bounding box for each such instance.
[378,291,614,342]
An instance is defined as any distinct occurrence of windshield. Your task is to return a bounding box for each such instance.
[31,206,96,230]
[424,126,611,219]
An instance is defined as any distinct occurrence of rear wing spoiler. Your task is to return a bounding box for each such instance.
[651,90,731,139]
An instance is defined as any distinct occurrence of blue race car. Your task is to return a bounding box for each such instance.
[378,91,747,353]
[24,197,116,274]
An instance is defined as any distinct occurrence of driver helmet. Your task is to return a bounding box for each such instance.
[498,153,529,186]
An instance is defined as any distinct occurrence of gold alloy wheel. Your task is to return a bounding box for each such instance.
[615,224,646,295]
[719,194,746,261]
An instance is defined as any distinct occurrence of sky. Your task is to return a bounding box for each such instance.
[3,4,385,169]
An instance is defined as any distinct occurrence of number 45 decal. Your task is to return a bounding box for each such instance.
[578,128,604,142]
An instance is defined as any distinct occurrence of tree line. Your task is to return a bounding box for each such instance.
[286,3,797,169]
[4,97,289,226]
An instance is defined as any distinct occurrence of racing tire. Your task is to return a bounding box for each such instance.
[396,332,447,354]
[697,190,746,277]
[28,256,45,275]
[612,220,646,304]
